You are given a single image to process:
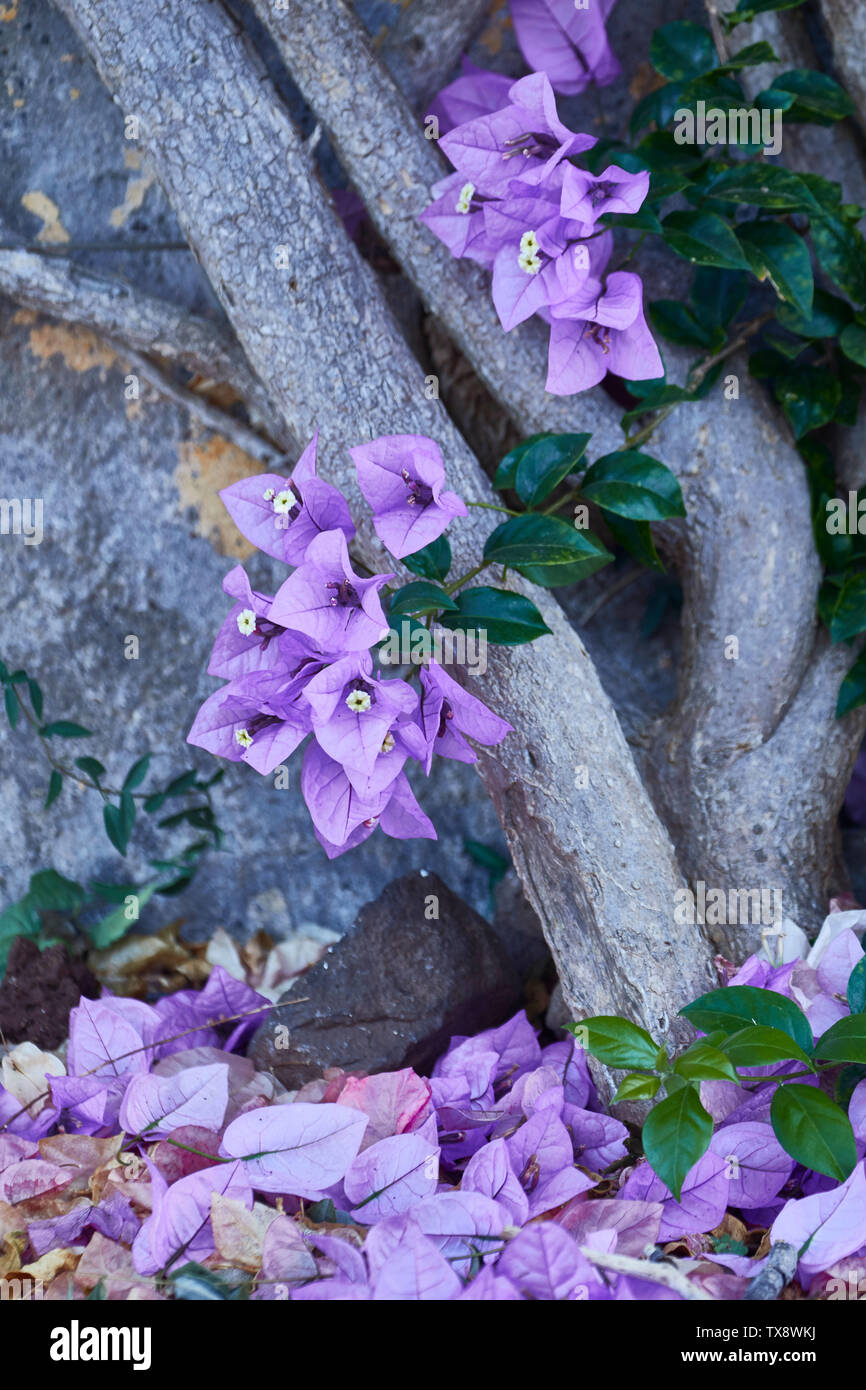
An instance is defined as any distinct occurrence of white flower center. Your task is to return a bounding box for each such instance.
[235,728,253,748]
[381,732,395,754]
[455,181,475,214]
[262,487,275,501]
[518,249,542,274]
[236,608,257,636]
[273,488,298,514]
[519,230,539,254]
[346,689,372,713]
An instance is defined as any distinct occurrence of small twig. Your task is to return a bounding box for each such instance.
[579,1247,713,1300]
[705,2,729,65]
[745,1242,798,1300]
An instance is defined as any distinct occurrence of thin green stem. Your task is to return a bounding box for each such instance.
[445,562,488,595]
[467,500,520,516]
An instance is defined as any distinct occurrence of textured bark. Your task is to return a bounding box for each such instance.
[251,0,624,459]
[377,0,492,111]
[52,0,714,1039]
[816,0,866,145]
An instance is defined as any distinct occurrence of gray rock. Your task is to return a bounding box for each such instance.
[249,870,521,1087]
[491,872,550,980]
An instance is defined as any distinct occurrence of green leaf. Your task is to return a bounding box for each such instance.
[703,164,818,213]
[75,756,106,783]
[841,324,866,368]
[713,41,777,71]
[777,290,852,339]
[762,69,854,125]
[650,21,717,81]
[719,1025,814,1069]
[39,721,93,739]
[512,432,592,508]
[27,679,44,720]
[775,367,842,439]
[163,770,199,798]
[104,801,132,856]
[567,1016,661,1070]
[662,210,749,270]
[690,267,749,330]
[829,572,866,642]
[122,754,151,792]
[674,1041,739,1083]
[725,0,811,30]
[581,451,686,522]
[600,206,663,235]
[88,882,158,950]
[463,838,510,876]
[838,649,866,717]
[643,1084,714,1201]
[402,535,452,582]
[604,515,664,571]
[737,219,813,317]
[771,1084,857,1181]
[814,1014,866,1065]
[810,214,866,305]
[621,384,696,430]
[494,434,546,491]
[388,581,458,617]
[4,685,19,729]
[680,985,813,1055]
[439,586,551,646]
[45,769,63,809]
[649,300,723,350]
[848,957,866,1014]
[26,869,85,916]
[613,1073,662,1103]
[483,515,613,588]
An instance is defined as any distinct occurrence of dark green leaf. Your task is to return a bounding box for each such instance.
[4,686,19,729]
[643,1084,713,1201]
[674,1041,739,1083]
[605,515,664,571]
[840,324,866,368]
[650,22,717,81]
[712,41,777,71]
[848,957,866,1014]
[512,432,592,508]
[613,1073,662,1103]
[662,210,750,270]
[123,755,151,792]
[810,214,866,304]
[838,649,866,717]
[814,1013,866,1065]
[463,838,510,876]
[39,721,93,739]
[26,869,85,915]
[738,219,813,317]
[690,267,749,329]
[649,300,723,350]
[829,572,866,642]
[762,69,854,125]
[703,164,817,212]
[88,882,158,949]
[777,290,852,339]
[439,587,551,646]
[163,770,199,798]
[494,434,546,491]
[600,206,663,235]
[143,791,167,815]
[388,581,458,617]
[75,756,106,783]
[45,769,63,809]
[402,535,452,582]
[27,679,44,720]
[582,451,686,521]
[775,367,842,439]
[104,802,131,856]
[567,1015,660,1070]
[771,1084,857,1181]
[725,0,811,31]
[483,515,613,587]
[719,1025,814,1069]
[681,984,813,1054]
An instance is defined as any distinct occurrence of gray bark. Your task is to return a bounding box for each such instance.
[377,0,493,111]
[815,0,866,145]
[51,0,715,1042]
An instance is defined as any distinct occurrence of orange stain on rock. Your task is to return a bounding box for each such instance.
[174,436,261,558]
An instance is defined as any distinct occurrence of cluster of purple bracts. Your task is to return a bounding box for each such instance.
[187,433,512,857]
[422,58,661,396]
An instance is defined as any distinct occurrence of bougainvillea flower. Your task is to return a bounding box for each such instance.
[438,73,596,197]
[427,57,514,137]
[546,274,662,394]
[771,1161,866,1283]
[133,1159,252,1275]
[418,661,513,772]
[621,1153,731,1241]
[270,529,391,650]
[219,433,355,566]
[560,162,650,229]
[510,0,621,96]
[419,171,499,267]
[302,654,419,783]
[187,669,311,776]
[303,744,436,857]
[350,435,467,559]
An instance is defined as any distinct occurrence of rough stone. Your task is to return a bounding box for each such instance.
[249,871,521,1088]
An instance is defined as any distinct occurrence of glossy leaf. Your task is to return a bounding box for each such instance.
[439,587,551,646]
[642,1084,713,1201]
[581,451,686,521]
[770,1084,857,1182]
[567,1016,660,1070]
[680,985,813,1054]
